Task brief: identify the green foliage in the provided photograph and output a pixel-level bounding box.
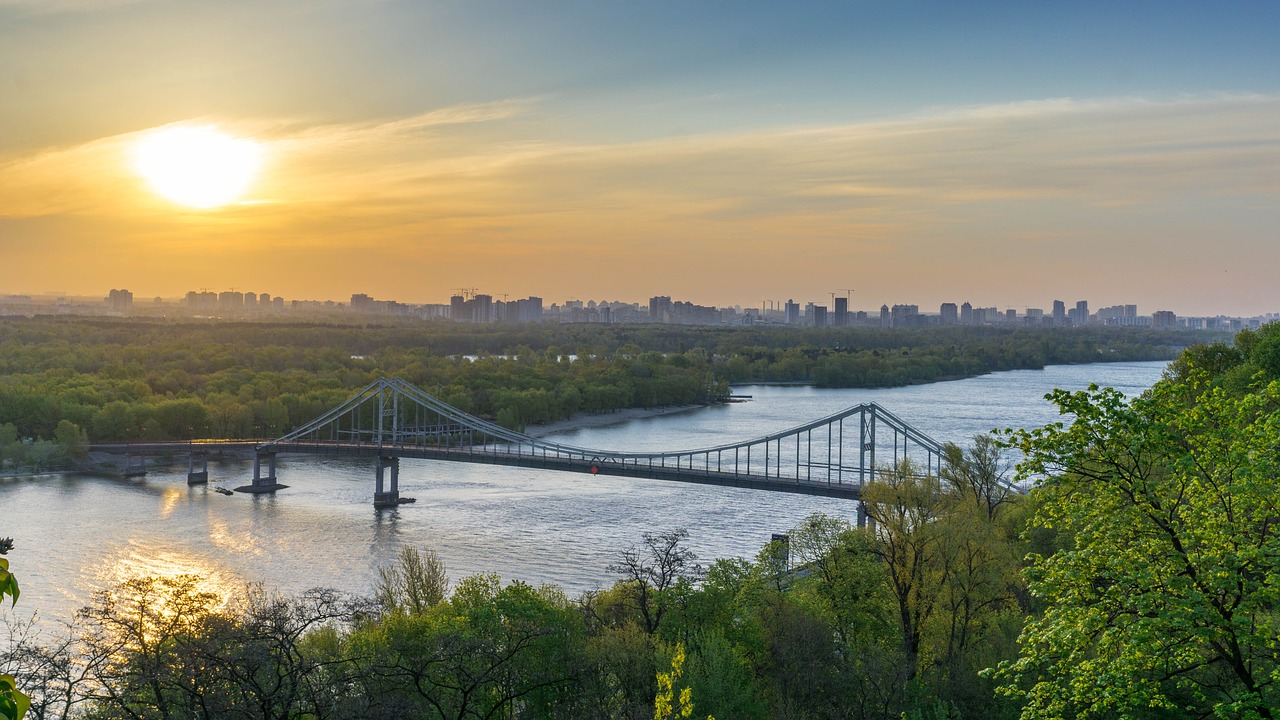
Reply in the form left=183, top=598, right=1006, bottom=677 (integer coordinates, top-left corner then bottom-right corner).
left=0, top=559, right=16, bottom=609
left=0, top=541, right=26, bottom=720
left=0, top=539, right=16, bottom=610
left=0, top=674, right=30, bottom=720
left=991, top=327, right=1280, bottom=718
left=655, top=642, right=713, bottom=720
left=375, top=545, right=448, bottom=615
left=0, top=317, right=1199, bottom=449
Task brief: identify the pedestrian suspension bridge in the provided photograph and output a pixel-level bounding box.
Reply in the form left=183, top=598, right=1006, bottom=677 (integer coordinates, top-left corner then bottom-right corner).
left=228, top=377, right=946, bottom=507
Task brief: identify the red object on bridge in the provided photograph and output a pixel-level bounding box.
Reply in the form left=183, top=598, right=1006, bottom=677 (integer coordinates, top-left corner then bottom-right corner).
left=590, top=465, right=599, bottom=474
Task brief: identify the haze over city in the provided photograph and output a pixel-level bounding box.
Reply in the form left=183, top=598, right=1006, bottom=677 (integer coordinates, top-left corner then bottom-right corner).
left=2, top=1, right=1277, bottom=316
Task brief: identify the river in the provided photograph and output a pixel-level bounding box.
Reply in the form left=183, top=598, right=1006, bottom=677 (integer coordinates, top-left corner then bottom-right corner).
left=1, top=360, right=1166, bottom=625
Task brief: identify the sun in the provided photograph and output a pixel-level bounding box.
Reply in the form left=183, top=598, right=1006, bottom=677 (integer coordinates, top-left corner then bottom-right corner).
left=133, top=126, right=262, bottom=209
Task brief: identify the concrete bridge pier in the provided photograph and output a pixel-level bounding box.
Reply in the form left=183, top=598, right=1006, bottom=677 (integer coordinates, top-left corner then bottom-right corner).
left=187, top=450, right=209, bottom=485
left=123, top=452, right=147, bottom=478
left=234, top=451, right=289, bottom=494
left=374, top=455, right=400, bottom=508
left=856, top=501, right=875, bottom=531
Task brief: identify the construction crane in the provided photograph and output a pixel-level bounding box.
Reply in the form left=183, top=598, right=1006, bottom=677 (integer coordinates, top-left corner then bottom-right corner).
left=453, top=287, right=479, bottom=300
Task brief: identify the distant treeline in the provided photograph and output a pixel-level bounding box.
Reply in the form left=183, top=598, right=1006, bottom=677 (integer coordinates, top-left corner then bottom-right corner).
left=0, top=316, right=1216, bottom=454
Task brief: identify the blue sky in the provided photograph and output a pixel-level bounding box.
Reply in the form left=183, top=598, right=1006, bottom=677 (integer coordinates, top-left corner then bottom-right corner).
left=1, top=0, right=1278, bottom=314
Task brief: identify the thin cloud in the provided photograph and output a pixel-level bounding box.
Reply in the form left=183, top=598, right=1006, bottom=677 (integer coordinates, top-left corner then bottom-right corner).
left=0, top=0, right=152, bottom=14
left=2, top=94, right=1276, bottom=250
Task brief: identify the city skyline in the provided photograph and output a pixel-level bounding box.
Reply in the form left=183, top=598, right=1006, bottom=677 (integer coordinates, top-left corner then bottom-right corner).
left=5, top=284, right=1273, bottom=331
left=2, top=2, right=1278, bottom=315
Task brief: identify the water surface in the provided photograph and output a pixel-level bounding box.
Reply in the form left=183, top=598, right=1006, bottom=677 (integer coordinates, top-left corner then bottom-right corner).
left=1, top=361, right=1166, bottom=624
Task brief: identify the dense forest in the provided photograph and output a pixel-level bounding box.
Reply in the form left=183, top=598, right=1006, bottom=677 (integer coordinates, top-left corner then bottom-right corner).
left=2, top=321, right=1278, bottom=719
left=0, top=316, right=1215, bottom=472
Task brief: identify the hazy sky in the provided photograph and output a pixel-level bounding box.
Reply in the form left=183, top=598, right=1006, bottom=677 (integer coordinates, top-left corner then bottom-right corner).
left=2, top=0, right=1278, bottom=315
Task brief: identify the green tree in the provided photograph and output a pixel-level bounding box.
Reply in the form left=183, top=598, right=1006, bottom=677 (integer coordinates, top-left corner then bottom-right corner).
left=362, top=573, right=585, bottom=719
left=991, top=376, right=1280, bottom=718
left=1, top=538, right=30, bottom=720
left=654, top=642, right=713, bottom=720
left=375, top=545, right=449, bottom=615
left=861, top=461, right=953, bottom=683
left=609, top=530, right=701, bottom=636
left=52, top=420, right=87, bottom=460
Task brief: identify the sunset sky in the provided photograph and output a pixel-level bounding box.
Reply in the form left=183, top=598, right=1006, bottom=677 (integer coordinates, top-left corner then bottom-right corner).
left=2, top=1, right=1277, bottom=315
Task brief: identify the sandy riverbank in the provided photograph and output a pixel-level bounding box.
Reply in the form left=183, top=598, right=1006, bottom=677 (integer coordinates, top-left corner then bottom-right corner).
left=524, top=403, right=712, bottom=438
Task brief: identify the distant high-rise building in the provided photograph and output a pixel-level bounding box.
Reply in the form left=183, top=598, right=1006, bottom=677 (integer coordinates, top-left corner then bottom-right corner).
left=784, top=299, right=800, bottom=325
left=812, top=305, right=828, bottom=327
left=473, top=294, right=493, bottom=323
left=960, top=302, right=973, bottom=325
left=1052, top=300, right=1067, bottom=325
left=879, top=304, right=890, bottom=327
left=834, top=297, right=849, bottom=327
left=940, top=302, right=958, bottom=325
left=185, top=291, right=217, bottom=311
left=106, top=288, right=133, bottom=313
left=218, top=291, right=243, bottom=312
left=1068, top=300, right=1089, bottom=326
left=649, top=295, right=673, bottom=323
left=1152, top=310, right=1177, bottom=328
left=511, top=296, right=543, bottom=323
left=350, top=293, right=374, bottom=313
left=890, top=304, right=919, bottom=328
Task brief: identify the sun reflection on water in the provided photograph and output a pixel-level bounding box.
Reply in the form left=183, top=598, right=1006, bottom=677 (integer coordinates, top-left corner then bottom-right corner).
left=97, top=541, right=238, bottom=611
left=207, top=517, right=265, bottom=557
left=157, top=485, right=184, bottom=519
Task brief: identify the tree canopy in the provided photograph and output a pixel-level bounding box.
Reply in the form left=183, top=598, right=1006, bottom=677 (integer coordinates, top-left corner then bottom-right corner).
left=993, top=321, right=1280, bottom=718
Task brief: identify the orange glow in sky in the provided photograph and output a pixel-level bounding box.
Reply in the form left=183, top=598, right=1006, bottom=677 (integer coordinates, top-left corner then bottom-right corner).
left=132, top=126, right=262, bottom=209
left=0, top=1, right=1277, bottom=316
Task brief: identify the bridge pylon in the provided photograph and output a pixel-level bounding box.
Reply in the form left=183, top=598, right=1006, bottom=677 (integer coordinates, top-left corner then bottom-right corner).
left=235, top=450, right=289, bottom=494
left=374, top=455, right=402, bottom=508
left=187, top=449, right=209, bottom=485
left=123, top=450, right=147, bottom=478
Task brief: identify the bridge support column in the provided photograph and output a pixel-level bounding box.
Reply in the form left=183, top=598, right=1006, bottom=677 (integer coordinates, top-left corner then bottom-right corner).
left=856, top=501, right=876, bottom=531
left=374, top=455, right=401, bottom=508
left=187, top=451, right=208, bottom=485
left=234, top=451, right=289, bottom=494
left=123, top=452, right=147, bottom=478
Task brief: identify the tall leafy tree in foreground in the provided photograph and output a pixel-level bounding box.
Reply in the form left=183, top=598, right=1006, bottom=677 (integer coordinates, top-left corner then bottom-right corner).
left=992, top=324, right=1280, bottom=719
left=0, top=537, right=29, bottom=720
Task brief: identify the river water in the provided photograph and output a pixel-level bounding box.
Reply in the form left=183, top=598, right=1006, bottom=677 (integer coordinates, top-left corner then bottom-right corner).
left=1, top=361, right=1166, bottom=625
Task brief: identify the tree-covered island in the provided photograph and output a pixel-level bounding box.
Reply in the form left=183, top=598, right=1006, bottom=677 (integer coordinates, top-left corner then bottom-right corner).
left=0, top=316, right=1215, bottom=472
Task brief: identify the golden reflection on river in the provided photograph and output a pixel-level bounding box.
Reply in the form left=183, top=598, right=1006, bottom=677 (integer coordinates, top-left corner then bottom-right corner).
left=156, top=485, right=184, bottom=519
left=95, top=540, right=236, bottom=611
left=207, top=517, right=265, bottom=557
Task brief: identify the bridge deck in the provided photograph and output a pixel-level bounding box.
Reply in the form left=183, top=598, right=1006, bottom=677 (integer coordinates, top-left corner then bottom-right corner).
left=88, top=440, right=866, bottom=500
left=271, top=441, right=866, bottom=500
left=87, top=378, right=945, bottom=504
